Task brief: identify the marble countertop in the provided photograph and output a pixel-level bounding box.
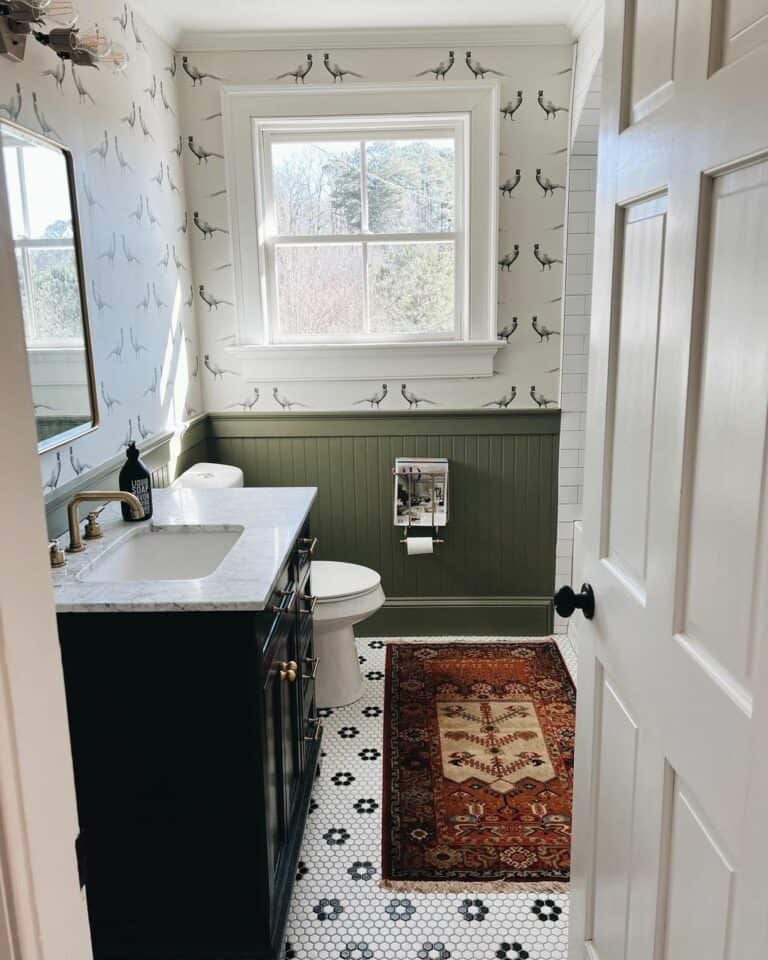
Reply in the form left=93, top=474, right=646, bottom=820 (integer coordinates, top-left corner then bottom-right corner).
left=52, top=487, right=317, bottom=613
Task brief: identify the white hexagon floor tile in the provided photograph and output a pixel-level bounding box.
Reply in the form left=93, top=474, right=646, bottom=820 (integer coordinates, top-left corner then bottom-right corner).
left=285, top=636, right=575, bottom=960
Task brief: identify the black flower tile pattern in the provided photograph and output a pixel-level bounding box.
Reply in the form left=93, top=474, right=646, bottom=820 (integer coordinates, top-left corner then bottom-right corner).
left=457, top=898, right=489, bottom=922
left=385, top=898, right=416, bottom=921
left=496, top=943, right=531, bottom=959
left=338, top=726, right=360, bottom=739
left=417, top=944, right=451, bottom=960
left=312, top=898, right=344, bottom=921
left=284, top=636, right=576, bottom=960
left=331, top=771, right=356, bottom=786
left=531, top=899, right=564, bottom=922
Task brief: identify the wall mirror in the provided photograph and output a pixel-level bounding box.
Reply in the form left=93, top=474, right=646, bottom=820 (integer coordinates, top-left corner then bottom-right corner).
left=0, top=119, right=98, bottom=454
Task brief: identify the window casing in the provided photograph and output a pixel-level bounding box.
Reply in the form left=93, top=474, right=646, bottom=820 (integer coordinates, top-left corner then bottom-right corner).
left=257, top=117, right=466, bottom=345
left=223, top=82, right=501, bottom=381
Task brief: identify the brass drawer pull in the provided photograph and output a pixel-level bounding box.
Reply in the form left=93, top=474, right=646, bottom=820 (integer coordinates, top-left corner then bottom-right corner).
left=297, top=537, right=318, bottom=557
left=302, top=656, right=320, bottom=680
left=270, top=588, right=295, bottom=615
left=301, top=593, right=318, bottom=614
left=279, top=660, right=298, bottom=682
left=304, top=717, right=322, bottom=742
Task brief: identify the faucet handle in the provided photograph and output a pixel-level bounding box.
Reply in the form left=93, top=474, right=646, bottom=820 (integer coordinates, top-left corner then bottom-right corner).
left=49, top=540, right=66, bottom=568
left=84, top=511, right=103, bottom=540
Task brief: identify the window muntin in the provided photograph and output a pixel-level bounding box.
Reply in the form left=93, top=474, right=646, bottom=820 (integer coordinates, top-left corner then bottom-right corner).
left=259, top=120, right=463, bottom=344
left=3, top=143, right=80, bottom=345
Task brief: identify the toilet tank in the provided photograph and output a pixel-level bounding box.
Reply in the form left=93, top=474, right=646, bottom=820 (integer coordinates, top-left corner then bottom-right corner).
left=173, top=462, right=244, bottom=489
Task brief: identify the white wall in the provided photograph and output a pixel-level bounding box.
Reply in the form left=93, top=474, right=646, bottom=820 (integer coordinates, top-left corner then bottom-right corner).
left=570, top=0, right=604, bottom=142
left=178, top=37, right=572, bottom=412
left=0, top=1, right=202, bottom=497
left=554, top=60, right=601, bottom=632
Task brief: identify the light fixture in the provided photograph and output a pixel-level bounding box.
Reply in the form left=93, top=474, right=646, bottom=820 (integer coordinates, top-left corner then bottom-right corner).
left=34, top=20, right=128, bottom=70
left=74, top=24, right=129, bottom=72
left=0, top=2, right=127, bottom=71
left=0, top=0, right=78, bottom=60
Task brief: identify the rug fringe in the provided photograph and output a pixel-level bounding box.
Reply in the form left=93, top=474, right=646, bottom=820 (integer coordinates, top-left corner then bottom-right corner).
left=382, top=636, right=559, bottom=646
left=380, top=879, right=569, bottom=894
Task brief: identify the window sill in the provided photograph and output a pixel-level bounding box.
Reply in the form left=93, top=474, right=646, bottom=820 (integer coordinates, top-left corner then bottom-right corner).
left=225, top=340, right=504, bottom=382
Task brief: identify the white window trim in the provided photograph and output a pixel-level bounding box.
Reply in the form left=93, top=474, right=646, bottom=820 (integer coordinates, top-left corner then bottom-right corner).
left=260, top=115, right=465, bottom=345
left=221, top=81, right=503, bottom=381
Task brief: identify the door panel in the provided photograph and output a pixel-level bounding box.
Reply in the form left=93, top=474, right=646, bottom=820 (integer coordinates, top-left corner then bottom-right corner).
left=663, top=785, right=734, bottom=960
left=682, top=161, right=768, bottom=693
left=629, top=0, right=678, bottom=121
left=591, top=679, right=638, bottom=960
left=713, top=0, right=768, bottom=68
left=569, top=0, right=768, bottom=957
left=606, top=196, right=667, bottom=596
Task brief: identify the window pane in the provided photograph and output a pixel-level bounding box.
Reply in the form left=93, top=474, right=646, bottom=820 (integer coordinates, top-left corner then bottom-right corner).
left=275, top=244, right=364, bottom=338
left=366, top=139, right=455, bottom=234
left=368, top=242, right=455, bottom=336
left=24, top=246, right=81, bottom=340
left=271, top=141, right=361, bottom=236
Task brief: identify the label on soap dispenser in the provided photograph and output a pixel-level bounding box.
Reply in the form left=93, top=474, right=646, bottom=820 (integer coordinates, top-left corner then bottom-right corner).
left=130, top=477, right=152, bottom=517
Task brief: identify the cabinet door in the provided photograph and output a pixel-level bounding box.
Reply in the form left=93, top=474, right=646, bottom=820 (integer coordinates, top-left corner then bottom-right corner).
left=263, top=592, right=295, bottom=878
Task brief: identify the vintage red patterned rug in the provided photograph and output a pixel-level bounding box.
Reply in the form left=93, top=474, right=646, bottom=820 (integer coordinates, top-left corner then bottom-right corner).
left=382, top=641, right=575, bottom=891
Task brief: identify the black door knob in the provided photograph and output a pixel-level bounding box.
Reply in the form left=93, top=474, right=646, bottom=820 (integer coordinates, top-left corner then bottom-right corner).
left=554, top=583, right=595, bottom=620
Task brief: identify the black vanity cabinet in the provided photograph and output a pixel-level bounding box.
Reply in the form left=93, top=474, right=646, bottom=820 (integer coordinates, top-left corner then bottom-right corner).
left=57, top=529, right=321, bottom=960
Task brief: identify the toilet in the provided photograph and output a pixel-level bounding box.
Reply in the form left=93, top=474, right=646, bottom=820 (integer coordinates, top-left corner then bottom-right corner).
left=173, top=462, right=244, bottom=489
left=311, top=561, right=385, bottom=708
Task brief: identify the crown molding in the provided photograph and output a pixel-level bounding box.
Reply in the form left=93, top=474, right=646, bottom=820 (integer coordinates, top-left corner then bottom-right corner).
left=177, top=24, right=574, bottom=53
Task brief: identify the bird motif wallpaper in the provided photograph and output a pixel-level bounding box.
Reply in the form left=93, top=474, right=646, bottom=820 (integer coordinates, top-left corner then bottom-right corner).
left=0, top=1, right=200, bottom=495
left=177, top=41, right=572, bottom=412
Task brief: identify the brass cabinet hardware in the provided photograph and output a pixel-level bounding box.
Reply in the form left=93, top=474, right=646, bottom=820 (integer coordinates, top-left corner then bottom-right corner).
left=304, top=717, right=322, bottom=742
left=297, top=536, right=318, bottom=557
left=270, top=588, right=296, bottom=614
left=279, top=660, right=298, bottom=682
left=49, top=540, right=66, bottom=568
left=300, top=593, right=318, bottom=614
left=302, top=656, right=320, bottom=680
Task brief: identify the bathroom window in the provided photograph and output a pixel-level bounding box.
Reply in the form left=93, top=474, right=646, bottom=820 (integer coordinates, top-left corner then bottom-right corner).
left=224, top=83, right=501, bottom=379
left=261, top=122, right=462, bottom=343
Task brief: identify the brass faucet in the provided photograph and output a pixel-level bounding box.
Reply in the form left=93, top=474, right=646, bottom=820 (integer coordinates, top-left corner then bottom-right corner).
left=66, top=491, right=144, bottom=553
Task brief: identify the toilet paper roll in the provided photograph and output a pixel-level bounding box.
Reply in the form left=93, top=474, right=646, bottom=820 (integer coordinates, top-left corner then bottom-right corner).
left=406, top=536, right=434, bottom=556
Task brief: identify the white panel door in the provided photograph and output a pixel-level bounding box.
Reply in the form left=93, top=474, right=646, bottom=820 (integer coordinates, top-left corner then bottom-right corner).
left=568, top=2, right=768, bottom=959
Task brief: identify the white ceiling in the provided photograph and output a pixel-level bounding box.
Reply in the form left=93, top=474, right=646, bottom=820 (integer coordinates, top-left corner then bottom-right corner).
left=133, top=0, right=590, bottom=48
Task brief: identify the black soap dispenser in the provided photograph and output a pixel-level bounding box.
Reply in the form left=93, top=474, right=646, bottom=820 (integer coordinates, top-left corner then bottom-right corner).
left=119, top=442, right=153, bottom=521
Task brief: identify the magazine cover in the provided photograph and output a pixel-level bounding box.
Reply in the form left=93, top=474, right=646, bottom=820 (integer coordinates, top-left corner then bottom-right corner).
left=394, top=457, right=448, bottom=527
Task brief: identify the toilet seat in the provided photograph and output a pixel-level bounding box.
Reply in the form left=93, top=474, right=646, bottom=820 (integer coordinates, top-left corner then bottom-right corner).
left=311, top=561, right=381, bottom=602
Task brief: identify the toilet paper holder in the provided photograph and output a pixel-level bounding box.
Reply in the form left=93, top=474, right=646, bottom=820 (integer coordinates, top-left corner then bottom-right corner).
left=393, top=458, right=448, bottom=548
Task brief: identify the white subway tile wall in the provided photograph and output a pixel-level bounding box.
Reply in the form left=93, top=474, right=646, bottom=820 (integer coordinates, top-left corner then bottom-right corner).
left=555, top=61, right=601, bottom=633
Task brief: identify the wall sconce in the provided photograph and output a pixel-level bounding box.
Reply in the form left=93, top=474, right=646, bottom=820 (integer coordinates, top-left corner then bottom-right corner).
left=0, top=2, right=128, bottom=71
left=35, top=22, right=129, bottom=71
left=0, top=0, right=78, bottom=60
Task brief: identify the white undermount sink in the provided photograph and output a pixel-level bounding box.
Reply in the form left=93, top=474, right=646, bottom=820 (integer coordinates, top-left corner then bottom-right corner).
left=78, top=525, right=243, bottom=583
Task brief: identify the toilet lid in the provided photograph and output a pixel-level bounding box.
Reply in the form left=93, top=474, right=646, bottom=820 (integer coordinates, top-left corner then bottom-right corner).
left=311, top=561, right=381, bottom=601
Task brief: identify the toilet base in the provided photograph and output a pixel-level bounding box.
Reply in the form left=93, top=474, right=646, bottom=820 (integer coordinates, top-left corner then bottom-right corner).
left=314, top=621, right=364, bottom=708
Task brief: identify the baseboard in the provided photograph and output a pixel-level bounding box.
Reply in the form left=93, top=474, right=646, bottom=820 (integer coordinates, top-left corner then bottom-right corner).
left=357, top=597, right=554, bottom=637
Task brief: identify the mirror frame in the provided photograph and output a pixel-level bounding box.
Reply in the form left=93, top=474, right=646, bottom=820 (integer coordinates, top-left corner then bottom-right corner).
left=0, top=117, right=100, bottom=455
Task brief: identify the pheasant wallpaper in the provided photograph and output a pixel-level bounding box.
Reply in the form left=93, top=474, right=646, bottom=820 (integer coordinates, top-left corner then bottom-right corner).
left=0, top=2, right=201, bottom=495
left=177, top=41, right=572, bottom=413
left=1, top=11, right=572, bottom=497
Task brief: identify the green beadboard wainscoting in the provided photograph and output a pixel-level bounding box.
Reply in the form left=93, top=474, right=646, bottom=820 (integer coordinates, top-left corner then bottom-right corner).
left=208, top=410, right=560, bottom=636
